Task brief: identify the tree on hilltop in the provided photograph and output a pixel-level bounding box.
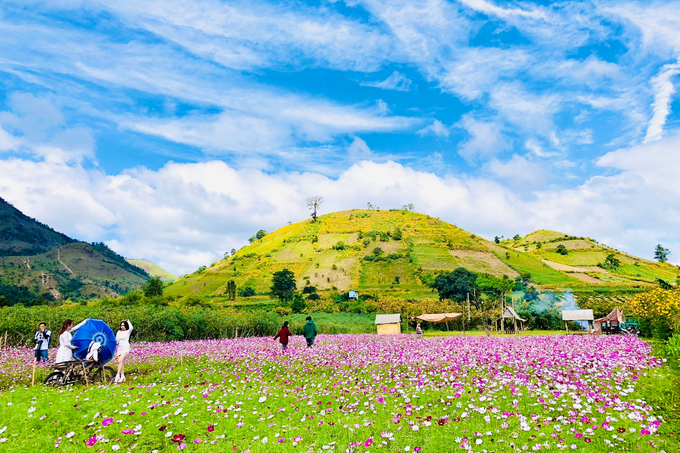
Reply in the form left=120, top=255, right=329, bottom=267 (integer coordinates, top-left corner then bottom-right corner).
left=307, top=196, right=323, bottom=221
left=271, top=269, right=297, bottom=302
left=654, top=244, right=670, bottom=263
left=431, top=268, right=478, bottom=304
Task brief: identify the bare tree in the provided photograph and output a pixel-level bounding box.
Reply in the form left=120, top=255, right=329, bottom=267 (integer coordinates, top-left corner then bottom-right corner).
left=307, top=196, right=323, bottom=221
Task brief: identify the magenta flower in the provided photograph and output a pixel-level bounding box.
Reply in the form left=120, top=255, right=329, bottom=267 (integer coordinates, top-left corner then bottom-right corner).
left=364, top=437, right=373, bottom=447
left=193, top=439, right=202, bottom=443
left=207, top=425, right=215, bottom=433
left=102, top=418, right=113, bottom=427
left=86, top=436, right=97, bottom=447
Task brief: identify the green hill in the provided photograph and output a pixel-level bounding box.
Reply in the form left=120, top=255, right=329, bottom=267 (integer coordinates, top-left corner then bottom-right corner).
left=0, top=197, right=75, bottom=256
left=165, top=210, right=680, bottom=300
left=0, top=197, right=150, bottom=304
left=127, top=259, right=177, bottom=282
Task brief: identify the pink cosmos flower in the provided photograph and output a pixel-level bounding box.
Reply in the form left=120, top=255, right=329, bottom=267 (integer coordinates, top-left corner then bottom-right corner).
left=177, top=444, right=186, bottom=451
left=207, top=425, right=215, bottom=433
left=86, top=436, right=97, bottom=447
left=102, top=418, right=113, bottom=427
left=194, top=439, right=202, bottom=443
left=364, top=437, right=373, bottom=447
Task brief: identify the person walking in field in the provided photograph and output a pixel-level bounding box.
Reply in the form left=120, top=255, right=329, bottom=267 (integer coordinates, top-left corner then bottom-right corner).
left=114, top=319, right=133, bottom=383
left=303, top=316, right=318, bottom=347
left=274, top=321, right=292, bottom=350
left=33, top=322, right=52, bottom=363
left=415, top=323, right=423, bottom=337
left=55, top=319, right=78, bottom=363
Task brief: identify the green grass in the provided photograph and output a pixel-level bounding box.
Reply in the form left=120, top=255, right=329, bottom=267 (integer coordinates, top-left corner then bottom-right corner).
left=493, top=249, right=580, bottom=285
left=409, top=246, right=460, bottom=269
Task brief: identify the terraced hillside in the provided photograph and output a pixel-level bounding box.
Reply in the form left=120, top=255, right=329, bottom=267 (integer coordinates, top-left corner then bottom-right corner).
left=166, top=210, right=680, bottom=299
left=504, top=230, right=680, bottom=287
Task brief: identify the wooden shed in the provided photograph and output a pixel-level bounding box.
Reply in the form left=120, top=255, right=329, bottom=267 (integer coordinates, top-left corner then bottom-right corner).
left=375, top=314, right=401, bottom=335
left=497, top=306, right=526, bottom=333
left=562, top=309, right=594, bottom=334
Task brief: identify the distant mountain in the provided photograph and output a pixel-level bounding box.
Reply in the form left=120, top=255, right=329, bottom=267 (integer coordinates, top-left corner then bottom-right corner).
left=164, top=209, right=680, bottom=300
left=0, top=197, right=75, bottom=256
left=127, top=259, right=177, bottom=282
left=0, top=197, right=149, bottom=305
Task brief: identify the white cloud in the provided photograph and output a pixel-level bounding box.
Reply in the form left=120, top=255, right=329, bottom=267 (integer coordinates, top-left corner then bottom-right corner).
left=361, top=71, right=413, bottom=91
left=417, top=119, right=449, bottom=138
left=644, top=61, right=680, bottom=143
left=483, top=154, right=547, bottom=185
left=457, top=116, right=509, bottom=162
left=347, top=137, right=373, bottom=162
left=457, top=0, right=547, bottom=20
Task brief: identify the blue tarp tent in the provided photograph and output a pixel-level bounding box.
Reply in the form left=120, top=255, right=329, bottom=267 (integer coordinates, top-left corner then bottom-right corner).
left=71, top=319, right=117, bottom=364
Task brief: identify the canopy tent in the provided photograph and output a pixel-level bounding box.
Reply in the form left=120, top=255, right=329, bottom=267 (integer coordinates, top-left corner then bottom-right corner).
left=593, top=307, right=624, bottom=334
left=497, top=306, right=526, bottom=333
left=71, top=319, right=117, bottom=364
left=561, top=309, right=594, bottom=334
left=375, top=314, right=401, bottom=335
left=415, top=313, right=462, bottom=323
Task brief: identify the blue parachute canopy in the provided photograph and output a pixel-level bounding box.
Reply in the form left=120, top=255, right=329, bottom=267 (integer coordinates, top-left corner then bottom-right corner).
left=72, top=319, right=117, bottom=364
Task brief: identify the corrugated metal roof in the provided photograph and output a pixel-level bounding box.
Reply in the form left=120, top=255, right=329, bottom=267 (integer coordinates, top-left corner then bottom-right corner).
left=375, top=314, right=401, bottom=325
left=561, top=309, right=594, bottom=321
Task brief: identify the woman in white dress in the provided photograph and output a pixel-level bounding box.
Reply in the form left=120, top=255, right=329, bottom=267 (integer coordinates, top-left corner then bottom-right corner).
left=55, top=319, right=78, bottom=363
left=114, top=319, right=133, bottom=383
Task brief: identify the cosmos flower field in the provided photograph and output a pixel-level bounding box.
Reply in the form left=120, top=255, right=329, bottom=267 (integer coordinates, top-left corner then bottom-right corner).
left=0, top=334, right=675, bottom=452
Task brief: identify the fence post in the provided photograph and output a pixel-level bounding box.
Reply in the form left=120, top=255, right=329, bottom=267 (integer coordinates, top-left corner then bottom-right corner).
left=235, top=327, right=239, bottom=339
left=32, top=360, right=37, bottom=386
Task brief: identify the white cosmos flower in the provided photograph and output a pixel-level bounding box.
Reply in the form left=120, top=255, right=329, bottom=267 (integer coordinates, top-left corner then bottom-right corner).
left=65, top=432, right=75, bottom=439
left=174, top=408, right=182, bottom=415
left=261, top=437, right=268, bottom=444
left=258, top=396, right=267, bottom=403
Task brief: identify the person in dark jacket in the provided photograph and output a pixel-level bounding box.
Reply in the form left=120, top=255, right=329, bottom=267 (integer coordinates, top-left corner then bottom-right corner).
left=302, top=316, right=318, bottom=347
left=274, top=321, right=292, bottom=350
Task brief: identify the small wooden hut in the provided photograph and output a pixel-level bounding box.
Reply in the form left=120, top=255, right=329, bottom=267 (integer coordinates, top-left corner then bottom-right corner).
left=375, top=314, right=401, bottom=334
left=497, top=306, right=526, bottom=333
left=561, top=309, right=594, bottom=334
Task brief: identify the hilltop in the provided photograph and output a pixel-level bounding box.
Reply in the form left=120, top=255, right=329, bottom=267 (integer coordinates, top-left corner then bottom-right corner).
left=0, top=197, right=150, bottom=304
left=165, top=210, right=680, bottom=300
left=127, top=259, right=177, bottom=282
left=0, top=197, right=75, bottom=256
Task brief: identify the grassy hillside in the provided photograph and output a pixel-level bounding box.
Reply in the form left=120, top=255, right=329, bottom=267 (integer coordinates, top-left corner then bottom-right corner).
left=504, top=230, right=680, bottom=287
left=166, top=210, right=676, bottom=300
left=0, top=197, right=75, bottom=256
left=127, top=259, right=177, bottom=282
left=0, top=243, right=150, bottom=302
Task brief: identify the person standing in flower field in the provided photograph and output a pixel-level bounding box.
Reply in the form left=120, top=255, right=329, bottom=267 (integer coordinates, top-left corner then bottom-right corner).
left=274, top=321, right=292, bottom=350
left=55, top=319, right=78, bottom=363
left=114, top=319, right=133, bottom=383
left=415, top=323, right=423, bottom=337
left=303, top=316, right=318, bottom=347
left=33, top=322, right=51, bottom=362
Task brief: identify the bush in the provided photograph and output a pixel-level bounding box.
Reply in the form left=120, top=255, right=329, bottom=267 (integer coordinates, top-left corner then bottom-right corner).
left=237, top=286, right=256, bottom=297
left=290, top=294, right=307, bottom=314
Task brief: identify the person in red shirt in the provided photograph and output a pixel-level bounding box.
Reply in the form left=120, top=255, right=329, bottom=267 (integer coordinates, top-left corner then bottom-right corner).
left=274, top=321, right=292, bottom=350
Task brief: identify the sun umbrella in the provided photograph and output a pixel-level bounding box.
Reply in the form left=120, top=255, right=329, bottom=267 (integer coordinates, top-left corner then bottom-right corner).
left=71, top=319, right=117, bottom=364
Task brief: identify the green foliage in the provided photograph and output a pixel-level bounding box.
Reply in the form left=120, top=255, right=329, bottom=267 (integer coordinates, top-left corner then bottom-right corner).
left=392, top=227, right=403, bottom=241
left=655, top=244, right=670, bottom=263
left=143, top=276, right=164, bottom=298
left=196, top=265, right=207, bottom=273
left=494, top=236, right=500, bottom=244
left=663, top=334, right=680, bottom=359
left=289, top=293, right=307, bottom=313
left=513, top=234, right=521, bottom=241
left=270, top=269, right=296, bottom=302
left=599, top=254, right=621, bottom=271
left=0, top=304, right=282, bottom=345
left=556, top=244, right=568, bottom=255
left=372, top=247, right=384, bottom=257
left=657, top=279, right=673, bottom=290
left=237, top=286, right=256, bottom=297
left=302, top=285, right=317, bottom=294
left=256, top=229, right=267, bottom=240
left=431, top=268, right=478, bottom=303
left=332, top=241, right=347, bottom=250
left=226, top=280, right=237, bottom=299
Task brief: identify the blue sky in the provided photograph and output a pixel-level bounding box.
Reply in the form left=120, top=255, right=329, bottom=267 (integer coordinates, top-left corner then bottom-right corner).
left=0, top=0, right=679, bottom=274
